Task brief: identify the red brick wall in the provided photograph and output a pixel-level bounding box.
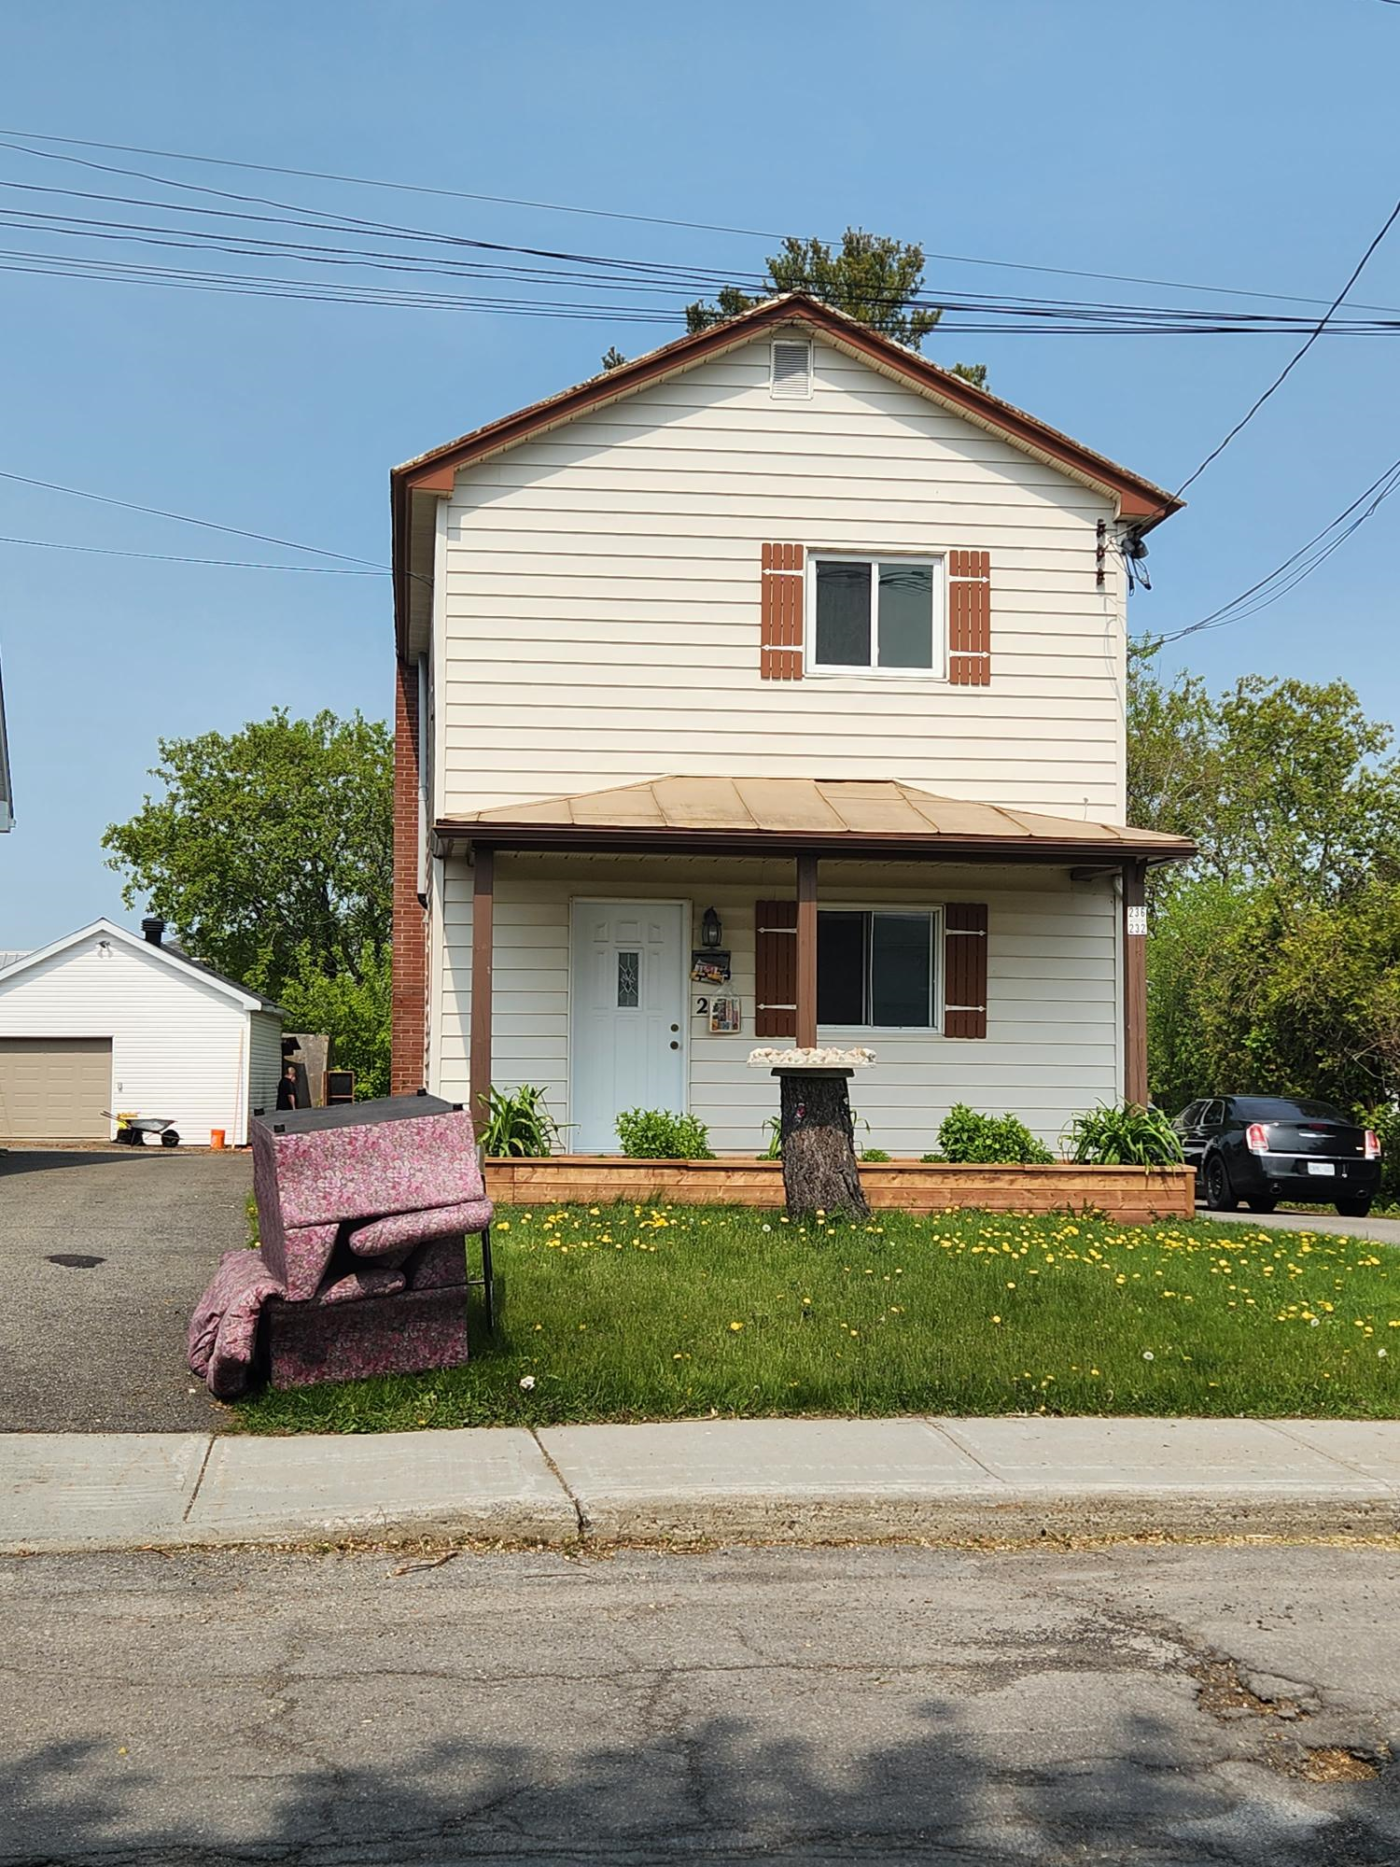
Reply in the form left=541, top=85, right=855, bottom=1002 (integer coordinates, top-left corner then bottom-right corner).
left=391, top=656, right=428, bottom=1093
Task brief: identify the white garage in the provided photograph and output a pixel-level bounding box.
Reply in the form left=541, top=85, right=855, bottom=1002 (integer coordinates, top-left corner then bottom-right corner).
left=0, top=918, right=283, bottom=1147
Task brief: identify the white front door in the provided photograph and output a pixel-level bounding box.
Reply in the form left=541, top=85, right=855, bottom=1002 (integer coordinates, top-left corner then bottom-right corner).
left=569, top=900, right=687, bottom=1152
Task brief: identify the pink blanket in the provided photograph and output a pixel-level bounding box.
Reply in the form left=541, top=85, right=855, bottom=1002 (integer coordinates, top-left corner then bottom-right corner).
left=188, top=1251, right=285, bottom=1400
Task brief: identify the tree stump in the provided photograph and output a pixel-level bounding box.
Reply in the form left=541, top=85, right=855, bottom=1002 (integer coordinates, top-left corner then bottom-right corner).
left=776, top=1068, right=869, bottom=1222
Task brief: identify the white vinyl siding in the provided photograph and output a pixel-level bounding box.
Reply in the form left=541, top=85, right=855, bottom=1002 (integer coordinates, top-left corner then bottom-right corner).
left=0, top=934, right=279, bottom=1146
left=434, top=853, right=1120, bottom=1157
left=248, top=1010, right=284, bottom=1125
left=436, top=331, right=1126, bottom=823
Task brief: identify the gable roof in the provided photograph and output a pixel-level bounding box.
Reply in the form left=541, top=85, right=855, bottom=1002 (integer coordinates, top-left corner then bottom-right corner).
left=0, top=647, right=12, bottom=833
left=392, top=292, right=1182, bottom=651
left=439, top=775, right=1194, bottom=866
left=0, top=918, right=283, bottom=1013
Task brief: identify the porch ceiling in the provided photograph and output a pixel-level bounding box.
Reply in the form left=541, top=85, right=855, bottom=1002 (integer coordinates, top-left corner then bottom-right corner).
left=436, top=777, right=1194, bottom=865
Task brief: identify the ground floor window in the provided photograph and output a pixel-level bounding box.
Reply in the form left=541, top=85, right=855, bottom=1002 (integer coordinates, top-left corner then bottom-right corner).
left=816, top=909, right=938, bottom=1029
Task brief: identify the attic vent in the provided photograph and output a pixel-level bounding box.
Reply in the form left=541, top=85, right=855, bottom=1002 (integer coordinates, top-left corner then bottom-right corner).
left=770, top=339, right=813, bottom=400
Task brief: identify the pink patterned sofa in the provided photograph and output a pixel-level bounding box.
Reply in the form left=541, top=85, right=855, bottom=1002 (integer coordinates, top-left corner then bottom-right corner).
left=189, top=1093, right=492, bottom=1397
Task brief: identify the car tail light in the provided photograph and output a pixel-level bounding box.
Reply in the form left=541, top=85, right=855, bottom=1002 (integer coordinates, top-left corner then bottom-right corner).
left=1245, top=1123, right=1270, bottom=1154
left=1365, top=1129, right=1382, bottom=1160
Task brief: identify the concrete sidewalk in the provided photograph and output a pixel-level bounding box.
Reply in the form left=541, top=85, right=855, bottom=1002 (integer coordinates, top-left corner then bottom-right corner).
left=6, top=1414, right=1400, bottom=1552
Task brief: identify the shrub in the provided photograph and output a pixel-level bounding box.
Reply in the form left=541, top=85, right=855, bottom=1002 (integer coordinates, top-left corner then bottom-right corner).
left=933, top=1103, right=1055, bottom=1165
left=1363, top=1105, right=1400, bottom=1208
left=482, top=1084, right=563, bottom=1158
left=861, top=1147, right=891, bottom=1162
left=1062, top=1101, right=1183, bottom=1166
left=616, top=1108, right=715, bottom=1159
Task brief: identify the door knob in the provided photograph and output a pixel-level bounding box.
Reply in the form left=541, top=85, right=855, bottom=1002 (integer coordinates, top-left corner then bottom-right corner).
left=670, top=1024, right=679, bottom=1033
left=669, top=1040, right=679, bottom=1050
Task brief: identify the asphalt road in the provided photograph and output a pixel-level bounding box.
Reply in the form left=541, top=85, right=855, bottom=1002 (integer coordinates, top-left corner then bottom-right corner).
left=0, top=1148, right=249, bottom=1431
left=3, top=1541, right=1399, bottom=1866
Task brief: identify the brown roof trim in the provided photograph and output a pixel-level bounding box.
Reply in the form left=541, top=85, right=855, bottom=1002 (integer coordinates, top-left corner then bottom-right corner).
left=433, top=819, right=1195, bottom=866
left=393, top=293, right=1182, bottom=648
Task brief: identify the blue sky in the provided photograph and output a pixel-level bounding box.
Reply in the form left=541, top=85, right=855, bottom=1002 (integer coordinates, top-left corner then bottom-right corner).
left=3, top=0, right=1398, bottom=947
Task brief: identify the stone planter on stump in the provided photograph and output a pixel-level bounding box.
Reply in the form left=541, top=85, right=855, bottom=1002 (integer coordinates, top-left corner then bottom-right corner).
left=749, top=1047, right=877, bottom=1221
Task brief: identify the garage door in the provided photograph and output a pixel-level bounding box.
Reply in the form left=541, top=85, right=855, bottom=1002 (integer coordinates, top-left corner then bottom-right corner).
left=0, top=1038, right=112, bottom=1142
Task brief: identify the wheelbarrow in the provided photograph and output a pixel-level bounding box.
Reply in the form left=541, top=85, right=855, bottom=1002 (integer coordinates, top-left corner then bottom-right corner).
left=104, top=1111, right=181, bottom=1148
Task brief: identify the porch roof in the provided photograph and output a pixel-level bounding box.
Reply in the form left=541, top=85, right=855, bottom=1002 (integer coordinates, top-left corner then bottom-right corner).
left=436, top=777, right=1194, bottom=865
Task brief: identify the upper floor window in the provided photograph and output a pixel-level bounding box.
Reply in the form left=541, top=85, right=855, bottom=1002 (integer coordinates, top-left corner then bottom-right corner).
left=808, top=554, right=943, bottom=676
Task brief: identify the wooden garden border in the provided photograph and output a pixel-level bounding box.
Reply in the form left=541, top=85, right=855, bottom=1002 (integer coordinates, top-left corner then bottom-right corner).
left=486, top=1156, right=1195, bottom=1223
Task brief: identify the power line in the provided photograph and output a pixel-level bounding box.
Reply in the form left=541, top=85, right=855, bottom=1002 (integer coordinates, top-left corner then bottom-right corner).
left=1174, top=191, right=1400, bottom=497
left=0, top=468, right=382, bottom=566
left=0, top=534, right=384, bottom=572
left=0, top=127, right=790, bottom=241
left=1156, top=454, right=1400, bottom=643
left=9, top=124, right=1400, bottom=324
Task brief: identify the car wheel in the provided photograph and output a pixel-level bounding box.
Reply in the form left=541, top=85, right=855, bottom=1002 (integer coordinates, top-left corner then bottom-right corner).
left=1336, top=1199, right=1372, bottom=1219
left=1204, top=1154, right=1238, bottom=1211
left=1247, top=1196, right=1278, bottom=1214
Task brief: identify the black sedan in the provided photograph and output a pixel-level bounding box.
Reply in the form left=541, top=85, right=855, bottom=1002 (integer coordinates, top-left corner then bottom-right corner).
left=1173, top=1095, right=1382, bottom=1217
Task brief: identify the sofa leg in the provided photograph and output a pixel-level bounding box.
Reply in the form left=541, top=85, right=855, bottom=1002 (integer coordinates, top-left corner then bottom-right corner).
left=479, top=1225, right=495, bottom=1333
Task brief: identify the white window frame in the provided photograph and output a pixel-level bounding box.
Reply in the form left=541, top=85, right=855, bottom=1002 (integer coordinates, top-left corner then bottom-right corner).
left=814, top=904, right=944, bottom=1034
left=805, top=551, right=947, bottom=679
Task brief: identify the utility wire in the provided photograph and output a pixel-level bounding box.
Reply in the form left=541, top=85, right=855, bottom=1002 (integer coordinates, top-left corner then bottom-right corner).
left=1174, top=192, right=1400, bottom=496
left=0, top=534, right=384, bottom=572
left=1156, top=455, right=1400, bottom=643
left=0, top=468, right=382, bottom=567
left=8, top=125, right=1400, bottom=322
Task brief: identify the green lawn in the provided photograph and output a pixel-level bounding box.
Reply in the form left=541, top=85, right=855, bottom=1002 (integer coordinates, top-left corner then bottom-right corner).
left=235, top=1204, right=1400, bottom=1433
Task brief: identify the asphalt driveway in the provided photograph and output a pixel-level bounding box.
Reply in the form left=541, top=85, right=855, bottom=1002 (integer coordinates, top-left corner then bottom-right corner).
left=0, top=1148, right=250, bottom=1432
left=1202, top=1204, right=1400, bottom=1245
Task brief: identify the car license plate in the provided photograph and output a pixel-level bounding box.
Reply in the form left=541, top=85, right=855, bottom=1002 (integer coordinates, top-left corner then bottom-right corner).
left=1306, top=1162, right=1336, bottom=1177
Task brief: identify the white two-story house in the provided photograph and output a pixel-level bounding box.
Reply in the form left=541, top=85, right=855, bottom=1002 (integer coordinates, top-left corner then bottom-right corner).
left=390, top=294, right=1190, bottom=1155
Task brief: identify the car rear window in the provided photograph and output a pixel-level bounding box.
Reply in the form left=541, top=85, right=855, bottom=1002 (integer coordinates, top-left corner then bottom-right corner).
left=1232, top=1097, right=1350, bottom=1123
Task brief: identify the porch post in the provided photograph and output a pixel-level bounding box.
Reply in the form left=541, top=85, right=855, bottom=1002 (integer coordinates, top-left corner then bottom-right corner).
left=796, top=852, right=818, bottom=1049
left=470, top=844, right=495, bottom=1140
left=1122, top=858, right=1149, bottom=1107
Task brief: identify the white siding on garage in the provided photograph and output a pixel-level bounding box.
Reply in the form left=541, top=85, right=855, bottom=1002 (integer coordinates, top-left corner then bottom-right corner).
left=0, top=933, right=254, bottom=1146
left=437, top=332, right=1127, bottom=826
left=248, top=1009, right=285, bottom=1128
left=432, top=853, right=1121, bottom=1157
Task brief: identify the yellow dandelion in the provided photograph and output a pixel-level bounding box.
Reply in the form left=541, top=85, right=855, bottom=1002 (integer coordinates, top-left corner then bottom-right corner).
left=729, top=1321, right=744, bottom=1332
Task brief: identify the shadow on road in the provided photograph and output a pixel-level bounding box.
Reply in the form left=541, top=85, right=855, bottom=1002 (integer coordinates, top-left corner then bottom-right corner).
left=5, top=1705, right=1396, bottom=1865
left=0, top=1149, right=162, bottom=1177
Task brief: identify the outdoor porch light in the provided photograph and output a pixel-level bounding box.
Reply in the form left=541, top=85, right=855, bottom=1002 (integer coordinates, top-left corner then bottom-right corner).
left=700, top=906, right=723, bottom=949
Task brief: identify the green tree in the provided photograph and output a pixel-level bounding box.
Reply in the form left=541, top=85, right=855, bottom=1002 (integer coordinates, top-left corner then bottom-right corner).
left=103, top=709, right=392, bottom=998
left=1128, top=657, right=1400, bottom=900
left=1132, top=656, right=1400, bottom=1128
left=664, top=227, right=985, bottom=382
left=278, top=942, right=393, bottom=1100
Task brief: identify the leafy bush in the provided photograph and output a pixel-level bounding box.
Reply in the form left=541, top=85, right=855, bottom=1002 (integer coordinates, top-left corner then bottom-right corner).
left=933, top=1104, right=1055, bottom=1165
left=1364, top=1105, right=1400, bottom=1209
left=861, top=1147, right=891, bottom=1162
left=481, top=1084, right=563, bottom=1158
left=1062, top=1101, right=1183, bottom=1166
left=616, top=1108, right=715, bottom=1160
left=277, top=942, right=391, bottom=1100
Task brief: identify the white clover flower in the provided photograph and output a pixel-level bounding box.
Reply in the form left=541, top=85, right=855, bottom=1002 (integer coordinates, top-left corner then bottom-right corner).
left=1142, top=1350, right=1154, bottom=1362
left=1380, top=1349, right=1388, bottom=1360
left=519, top=1375, right=536, bottom=1391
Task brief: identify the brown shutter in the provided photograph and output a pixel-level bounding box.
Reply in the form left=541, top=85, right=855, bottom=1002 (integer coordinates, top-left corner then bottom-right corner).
left=948, top=550, right=991, bottom=686
left=761, top=543, right=805, bottom=680
left=944, top=903, right=988, bottom=1038
left=754, top=899, right=798, bottom=1037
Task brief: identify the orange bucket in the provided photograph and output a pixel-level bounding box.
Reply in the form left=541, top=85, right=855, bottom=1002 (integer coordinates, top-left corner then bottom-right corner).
left=210, top=1129, right=226, bottom=1151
